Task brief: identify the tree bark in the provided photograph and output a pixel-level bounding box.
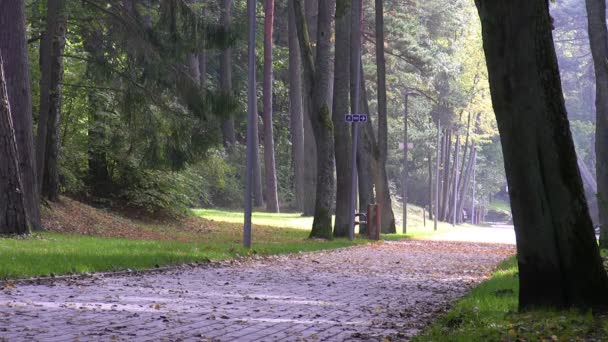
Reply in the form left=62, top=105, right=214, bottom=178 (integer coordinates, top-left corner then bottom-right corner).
left=219, top=0, right=236, bottom=147
left=332, top=0, right=352, bottom=237
left=252, top=112, right=264, bottom=207
left=294, top=0, right=335, bottom=239
left=302, top=96, right=317, bottom=215
left=262, top=0, right=280, bottom=213
left=37, top=0, right=67, bottom=202
left=0, top=0, right=41, bottom=230
left=449, top=135, right=460, bottom=225
left=0, top=54, right=30, bottom=235
left=457, top=146, right=476, bottom=223
left=288, top=0, right=305, bottom=212
left=372, top=0, right=395, bottom=233
left=358, top=71, right=376, bottom=235
left=585, top=0, right=608, bottom=248
left=440, top=129, right=452, bottom=220
left=476, top=0, right=608, bottom=310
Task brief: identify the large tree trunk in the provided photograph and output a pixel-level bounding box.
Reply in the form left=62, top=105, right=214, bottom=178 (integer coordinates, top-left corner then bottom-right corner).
left=331, top=0, right=352, bottom=237
left=288, top=0, right=305, bottom=212
left=373, top=0, right=395, bottom=233
left=476, top=0, right=608, bottom=310
left=585, top=0, right=608, bottom=249
left=302, top=96, right=317, bottom=215
left=0, top=55, right=30, bottom=235
left=358, top=72, right=376, bottom=235
left=457, top=146, right=476, bottom=223
left=219, top=0, right=236, bottom=147
left=294, top=0, right=335, bottom=239
left=262, top=0, right=280, bottom=213
left=37, top=0, right=67, bottom=202
left=302, top=0, right=318, bottom=217
left=0, top=0, right=42, bottom=231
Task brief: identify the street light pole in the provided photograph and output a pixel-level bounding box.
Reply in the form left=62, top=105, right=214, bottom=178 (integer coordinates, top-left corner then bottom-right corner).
left=403, top=93, right=409, bottom=234
left=243, top=0, right=256, bottom=248
left=348, top=0, right=363, bottom=241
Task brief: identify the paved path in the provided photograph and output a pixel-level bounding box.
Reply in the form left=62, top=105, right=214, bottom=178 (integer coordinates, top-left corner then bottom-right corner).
left=0, top=240, right=514, bottom=342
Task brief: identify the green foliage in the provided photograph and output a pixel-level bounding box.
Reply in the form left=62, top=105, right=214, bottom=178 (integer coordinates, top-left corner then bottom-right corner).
left=415, top=257, right=608, bottom=341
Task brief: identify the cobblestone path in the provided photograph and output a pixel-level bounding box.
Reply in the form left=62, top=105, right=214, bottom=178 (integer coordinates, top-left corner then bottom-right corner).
left=0, top=240, right=514, bottom=342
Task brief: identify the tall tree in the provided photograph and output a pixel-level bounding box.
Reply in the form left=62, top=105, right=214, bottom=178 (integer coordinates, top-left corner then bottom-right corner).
left=476, top=0, right=608, bottom=310
left=585, top=0, right=608, bottom=248
left=0, top=0, right=41, bottom=230
left=294, top=0, right=335, bottom=239
left=219, top=0, right=236, bottom=147
left=332, top=0, right=353, bottom=237
left=0, top=54, right=30, bottom=235
left=373, top=0, right=396, bottom=233
left=288, top=0, right=305, bottom=211
left=262, top=0, right=280, bottom=212
left=83, top=29, right=111, bottom=198
left=302, top=0, right=319, bottom=216
left=37, top=0, right=67, bottom=202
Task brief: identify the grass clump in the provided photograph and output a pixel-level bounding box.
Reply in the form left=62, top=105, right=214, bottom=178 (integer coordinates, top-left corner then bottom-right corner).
left=414, top=257, right=608, bottom=341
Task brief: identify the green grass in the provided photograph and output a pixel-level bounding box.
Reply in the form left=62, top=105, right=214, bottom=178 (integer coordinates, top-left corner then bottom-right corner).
left=414, top=257, right=608, bottom=341
left=0, top=206, right=372, bottom=280
left=0, top=204, right=473, bottom=280
left=194, top=209, right=319, bottom=230
left=197, top=204, right=462, bottom=239
left=0, top=230, right=367, bottom=280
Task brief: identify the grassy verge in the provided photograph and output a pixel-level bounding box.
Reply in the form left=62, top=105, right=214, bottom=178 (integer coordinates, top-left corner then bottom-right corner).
left=0, top=232, right=365, bottom=280
left=0, top=198, right=368, bottom=280
left=414, top=257, right=608, bottom=341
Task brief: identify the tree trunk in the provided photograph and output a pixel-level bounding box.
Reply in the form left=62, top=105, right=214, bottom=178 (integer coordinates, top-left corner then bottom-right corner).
left=440, top=129, right=452, bottom=220
left=372, top=0, right=395, bottom=233
left=262, top=0, right=280, bottom=213
left=252, top=113, right=264, bottom=207
left=428, top=150, right=433, bottom=220
left=37, top=0, right=67, bottom=202
left=288, top=0, right=305, bottom=212
left=220, top=0, right=236, bottom=147
left=294, top=0, right=335, bottom=239
left=457, top=146, right=476, bottom=223
left=302, top=96, right=317, bottom=215
left=0, top=54, right=30, bottom=235
left=457, top=112, right=473, bottom=199
left=476, top=0, right=608, bottom=310
left=0, top=1, right=41, bottom=231
left=585, top=0, right=608, bottom=249
left=358, top=72, right=376, bottom=235
left=331, top=0, right=352, bottom=237
left=450, top=135, right=460, bottom=224
left=83, top=29, right=112, bottom=198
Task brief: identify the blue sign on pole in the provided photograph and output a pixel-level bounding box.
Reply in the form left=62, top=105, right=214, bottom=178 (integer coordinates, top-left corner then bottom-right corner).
left=345, top=114, right=368, bottom=122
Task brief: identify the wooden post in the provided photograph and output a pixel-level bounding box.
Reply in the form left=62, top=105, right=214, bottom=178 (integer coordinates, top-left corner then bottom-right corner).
left=423, top=207, right=426, bottom=227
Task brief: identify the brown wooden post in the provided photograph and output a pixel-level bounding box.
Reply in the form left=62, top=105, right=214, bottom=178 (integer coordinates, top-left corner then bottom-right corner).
left=375, top=204, right=381, bottom=240
left=423, top=207, right=426, bottom=227
left=367, top=204, right=372, bottom=239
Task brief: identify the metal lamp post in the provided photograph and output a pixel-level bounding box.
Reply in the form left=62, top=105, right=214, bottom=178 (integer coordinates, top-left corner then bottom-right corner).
left=243, top=0, right=256, bottom=248
left=348, top=0, right=363, bottom=241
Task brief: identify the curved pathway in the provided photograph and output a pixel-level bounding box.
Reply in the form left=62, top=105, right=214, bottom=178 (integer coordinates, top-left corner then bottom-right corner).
left=0, top=240, right=514, bottom=341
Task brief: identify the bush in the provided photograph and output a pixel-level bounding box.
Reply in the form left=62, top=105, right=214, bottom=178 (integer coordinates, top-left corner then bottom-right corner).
left=120, top=168, right=202, bottom=217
